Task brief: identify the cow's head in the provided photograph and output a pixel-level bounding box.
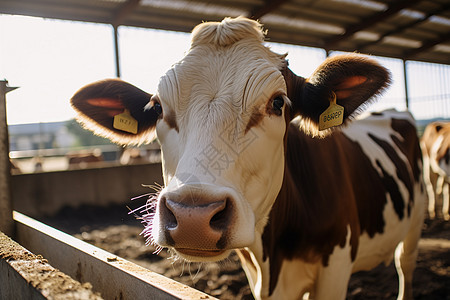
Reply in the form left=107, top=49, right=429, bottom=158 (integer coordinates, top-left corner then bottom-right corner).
left=71, top=17, right=390, bottom=261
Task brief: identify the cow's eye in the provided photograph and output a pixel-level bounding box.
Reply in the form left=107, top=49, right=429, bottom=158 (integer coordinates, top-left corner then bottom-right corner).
left=154, top=102, right=162, bottom=115
left=150, top=100, right=163, bottom=116
left=272, top=96, right=284, bottom=116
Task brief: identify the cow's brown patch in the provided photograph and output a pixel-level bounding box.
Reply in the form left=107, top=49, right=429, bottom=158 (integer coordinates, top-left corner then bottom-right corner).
left=391, top=118, right=422, bottom=182
left=369, top=133, right=411, bottom=217
left=434, top=126, right=450, bottom=162
left=245, top=107, right=264, bottom=134
left=262, top=128, right=368, bottom=295
left=164, top=110, right=179, bottom=132
left=261, top=117, right=420, bottom=295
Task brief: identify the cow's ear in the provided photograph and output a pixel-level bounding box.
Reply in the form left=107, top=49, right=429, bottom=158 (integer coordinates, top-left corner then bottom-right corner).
left=284, top=54, right=391, bottom=136
left=70, top=79, right=159, bottom=145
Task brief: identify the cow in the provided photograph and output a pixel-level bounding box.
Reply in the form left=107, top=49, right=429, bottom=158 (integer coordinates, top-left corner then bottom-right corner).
left=119, top=146, right=161, bottom=165
left=67, top=148, right=103, bottom=169
left=70, top=17, right=425, bottom=300
left=421, top=121, right=450, bottom=220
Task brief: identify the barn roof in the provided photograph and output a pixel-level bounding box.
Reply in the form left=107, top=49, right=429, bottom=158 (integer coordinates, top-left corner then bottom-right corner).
left=1, top=0, right=450, bottom=65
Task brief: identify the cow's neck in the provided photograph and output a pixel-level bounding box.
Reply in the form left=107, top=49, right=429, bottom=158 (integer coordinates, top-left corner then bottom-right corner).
left=257, top=123, right=359, bottom=295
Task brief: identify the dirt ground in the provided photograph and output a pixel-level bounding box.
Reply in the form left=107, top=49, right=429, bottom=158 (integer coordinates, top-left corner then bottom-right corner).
left=40, top=204, right=450, bottom=300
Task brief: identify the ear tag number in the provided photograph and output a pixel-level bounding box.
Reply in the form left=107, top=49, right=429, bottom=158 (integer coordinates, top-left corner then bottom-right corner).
left=319, top=92, right=344, bottom=131
left=113, top=109, right=138, bottom=134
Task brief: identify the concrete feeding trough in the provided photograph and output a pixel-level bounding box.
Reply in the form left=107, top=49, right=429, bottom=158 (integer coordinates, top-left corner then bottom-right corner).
left=1, top=211, right=216, bottom=300
left=0, top=230, right=101, bottom=299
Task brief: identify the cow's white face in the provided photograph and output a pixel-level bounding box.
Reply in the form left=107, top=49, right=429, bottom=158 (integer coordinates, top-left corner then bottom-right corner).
left=148, top=22, right=289, bottom=261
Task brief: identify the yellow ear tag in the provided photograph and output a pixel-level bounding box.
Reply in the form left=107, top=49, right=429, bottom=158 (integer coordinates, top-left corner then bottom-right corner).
left=319, top=92, right=344, bottom=131
left=113, top=109, right=138, bottom=134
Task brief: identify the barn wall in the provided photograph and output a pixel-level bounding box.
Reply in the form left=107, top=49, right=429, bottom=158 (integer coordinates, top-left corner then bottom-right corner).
left=10, top=163, right=163, bottom=218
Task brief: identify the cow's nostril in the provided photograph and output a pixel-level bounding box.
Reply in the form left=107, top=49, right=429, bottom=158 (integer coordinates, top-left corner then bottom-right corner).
left=210, top=198, right=231, bottom=230
left=163, top=197, right=178, bottom=230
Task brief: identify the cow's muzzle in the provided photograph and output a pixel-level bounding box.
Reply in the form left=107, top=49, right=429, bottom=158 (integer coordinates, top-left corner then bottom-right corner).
left=157, top=195, right=234, bottom=257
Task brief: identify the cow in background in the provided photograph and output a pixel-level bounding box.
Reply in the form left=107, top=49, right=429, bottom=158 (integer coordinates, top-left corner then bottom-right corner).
left=10, top=159, right=21, bottom=174
left=70, top=17, right=425, bottom=300
left=119, top=146, right=161, bottom=165
left=421, top=122, right=450, bottom=220
left=67, top=148, right=103, bottom=169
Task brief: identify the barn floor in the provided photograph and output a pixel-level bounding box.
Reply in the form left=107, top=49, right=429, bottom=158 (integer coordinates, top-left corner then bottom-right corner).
left=39, top=204, right=450, bottom=300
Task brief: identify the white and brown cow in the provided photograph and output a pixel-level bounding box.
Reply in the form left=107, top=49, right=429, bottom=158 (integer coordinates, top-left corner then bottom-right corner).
left=70, top=17, right=425, bottom=300
left=421, top=122, right=450, bottom=220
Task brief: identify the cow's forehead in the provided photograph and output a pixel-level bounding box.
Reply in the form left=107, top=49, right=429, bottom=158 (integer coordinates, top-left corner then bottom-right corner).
left=156, top=39, right=287, bottom=117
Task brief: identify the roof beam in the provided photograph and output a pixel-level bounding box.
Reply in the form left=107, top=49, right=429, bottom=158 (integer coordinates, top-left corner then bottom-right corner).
left=325, top=0, right=422, bottom=49
left=404, top=32, right=450, bottom=59
left=249, top=0, right=290, bottom=20
left=358, top=3, right=450, bottom=52
left=112, top=0, right=141, bottom=26
left=0, top=0, right=115, bottom=25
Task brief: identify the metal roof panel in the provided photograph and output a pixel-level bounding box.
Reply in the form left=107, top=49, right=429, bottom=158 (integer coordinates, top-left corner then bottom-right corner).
left=0, top=0, right=449, bottom=64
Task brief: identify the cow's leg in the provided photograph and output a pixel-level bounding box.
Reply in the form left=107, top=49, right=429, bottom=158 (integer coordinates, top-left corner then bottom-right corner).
left=436, top=174, right=444, bottom=195
left=394, top=199, right=424, bottom=300
left=443, top=181, right=449, bottom=221
left=423, top=155, right=436, bottom=219
left=313, top=245, right=353, bottom=300
left=435, top=175, right=448, bottom=219
left=314, top=266, right=352, bottom=300
left=268, top=259, right=316, bottom=300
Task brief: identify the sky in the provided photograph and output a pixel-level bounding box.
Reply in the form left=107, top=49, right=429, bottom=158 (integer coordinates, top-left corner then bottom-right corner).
left=0, top=14, right=448, bottom=125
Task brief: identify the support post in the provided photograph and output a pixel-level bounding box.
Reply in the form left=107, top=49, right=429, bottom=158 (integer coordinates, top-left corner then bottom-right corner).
left=111, top=0, right=141, bottom=78
left=403, top=59, right=410, bottom=109
left=113, top=25, right=121, bottom=78
left=0, top=80, right=18, bottom=237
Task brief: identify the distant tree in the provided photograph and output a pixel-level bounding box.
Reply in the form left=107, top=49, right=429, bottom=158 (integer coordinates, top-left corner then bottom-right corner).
left=65, top=119, right=115, bottom=147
